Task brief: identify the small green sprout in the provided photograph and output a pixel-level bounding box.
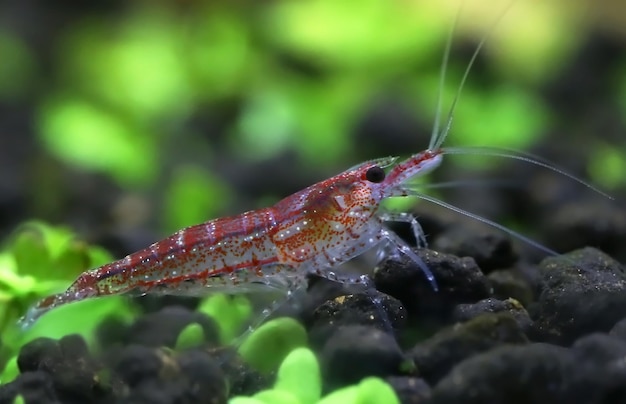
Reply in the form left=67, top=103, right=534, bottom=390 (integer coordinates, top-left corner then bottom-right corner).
left=230, top=348, right=400, bottom=404
left=318, top=377, right=400, bottom=404
left=237, top=317, right=307, bottom=373
left=174, top=322, right=205, bottom=351
left=274, top=347, right=321, bottom=404
left=198, top=294, right=252, bottom=345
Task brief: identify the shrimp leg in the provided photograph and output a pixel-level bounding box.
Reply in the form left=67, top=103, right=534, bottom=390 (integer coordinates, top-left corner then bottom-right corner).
left=379, top=228, right=439, bottom=291
left=379, top=212, right=428, bottom=248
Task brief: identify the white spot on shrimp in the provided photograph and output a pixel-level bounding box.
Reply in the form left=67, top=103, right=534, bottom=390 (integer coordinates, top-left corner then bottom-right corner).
left=334, top=195, right=347, bottom=210
left=176, top=231, right=185, bottom=247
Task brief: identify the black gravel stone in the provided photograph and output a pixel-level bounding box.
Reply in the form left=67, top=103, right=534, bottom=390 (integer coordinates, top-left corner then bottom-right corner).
left=542, top=198, right=626, bottom=263
left=409, top=312, right=528, bottom=384
left=430, top=343, right=594, bottom=404
left=217, top=352, right=272, bottom=397
left=453, top=297, right=533, bottom=333
left=15, top=335, right=109, bottom=403
left=385, top=376, right=432, bottom=404
left=530, top=247, right=626, bottom=345
left=432, top=225, right=518, bottom=273
left=320, top=325, right=409, bottom=390
left=112, top=345, right=163, bottom=388
left=17, top=338, right=62, bottom=374
left=126, top=305, right=220, bottom=348
left=374, top=248, right=492, bottom=318
left=308, top=291, right=407, bottom=349
left=487, top=269, right=534, bottom=307
left=176, top=350, right=228, bottom=404
left=608, top=317, right=626, bottom=341
left=0, top=371, right=58, bottom=404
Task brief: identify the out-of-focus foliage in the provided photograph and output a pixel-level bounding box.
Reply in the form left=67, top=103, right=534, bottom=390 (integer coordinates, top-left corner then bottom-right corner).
left=163, top=165, right=234, bottom=233
left=39, top=97, right=158, bottom=187
left=26, top=0, right=599, bottom=231
left=198, top=294, right=252, bottom=345
left=0, top=222, right=131, bottom=381
left=588, top=143, right=626, bottom=189
left=0, top=31, right=37, bottom=100
left=0, top=0, right=618, bottom=250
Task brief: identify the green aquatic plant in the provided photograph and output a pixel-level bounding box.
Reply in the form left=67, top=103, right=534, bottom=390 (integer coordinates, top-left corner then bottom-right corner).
left=198, top=294, right=252, bottom=345
left=230, top=347, right=400, bottom=404
left=174, top=322, right=206, bottom=351
left=587, top=142, right=626, bottom=190
left=0, top=221, right=132, bottom=382
left=237, top=317, right=308, bottom=374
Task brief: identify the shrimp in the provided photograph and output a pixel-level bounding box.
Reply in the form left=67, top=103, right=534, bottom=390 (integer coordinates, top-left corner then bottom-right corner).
left=19, top=3, right=608, bottom=330
left=19, top=151, right=444, bottom=328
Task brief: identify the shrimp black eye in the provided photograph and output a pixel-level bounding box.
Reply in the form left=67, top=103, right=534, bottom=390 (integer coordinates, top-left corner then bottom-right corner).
left=365, top=166, right=385, bottom=183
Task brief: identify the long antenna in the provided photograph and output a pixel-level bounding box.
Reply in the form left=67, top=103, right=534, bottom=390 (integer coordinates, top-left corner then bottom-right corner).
left=442, top=146, right=614, bottom=200
left=432, top=1, right=517, bottom=151
left=428, top=3, right=463, bottom=150
left=400, top=189, right=562, bottom=258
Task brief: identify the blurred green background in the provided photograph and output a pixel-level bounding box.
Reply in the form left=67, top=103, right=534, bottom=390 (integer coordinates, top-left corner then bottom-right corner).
left=0, top=0, right=626, bottom=379
left=0, top=0, right=625, bottom=246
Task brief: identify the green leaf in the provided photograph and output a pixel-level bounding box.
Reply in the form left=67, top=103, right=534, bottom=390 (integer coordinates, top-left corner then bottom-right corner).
left=11, top=225, right=53, bottom=280
left=25, top=221, right=75, bottom=260
left=318, top=378, right=399, bottom=404
left=253, top=389, right=300, bottom=404
left=162, top=166, right=233, bottom=234
left=265, top=0, right=447, bottom=70
left=86, top=246, right=115, bottom=268
left=61, top=10, right=192, bottom=119
left=52, top=241, right=91, bottom=278
left=0, top=260, right=36, bottom=293
left=318, top=385, right=358, bottom=404
left=275, top=348, right=321, bottom=404
left=237, top=317, right=307, bottom=373
left=354, top=377, right=400, bottom=404
left=21, top=297, right=133, bottom=344
left=185, top=8, right=253, bottom=100
left=588, top=142, right=626, bottom=190
left=198, top=294, right=252, bottom=344
left=0, top=355, right=19, bottom=384
left=229, top=398, right=266, bottom=404
left=175, top=322, right=205, bottom=350
left=37, top=96, right=158, bottom=188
